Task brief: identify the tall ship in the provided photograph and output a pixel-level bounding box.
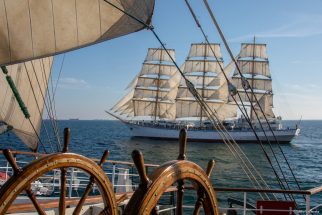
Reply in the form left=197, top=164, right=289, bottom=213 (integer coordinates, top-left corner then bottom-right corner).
left=109, top=42, right=300, bottom=143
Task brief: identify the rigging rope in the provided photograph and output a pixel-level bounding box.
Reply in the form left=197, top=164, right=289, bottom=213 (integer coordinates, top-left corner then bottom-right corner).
left=23, top=63, right=55, bottom=153
left=184, top=0, right=292, bottom=199
left=40, top=59, right=62, bottom=151
left=202, top=0, right=302, bottom=199
left=1, top=66, right=48, bottom=153
left=29, top=61, right=61, bottom=152
left=103, top=0, right=277, bottom=199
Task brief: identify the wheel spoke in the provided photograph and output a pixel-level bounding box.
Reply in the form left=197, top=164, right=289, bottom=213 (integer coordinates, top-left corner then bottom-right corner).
left=151, top=207, right=159, bottom=215
left=193, top=160, right=215, bottom=215
left=73, top=177, right=94, bottom=215
left=193, top=187, right=204, bottom=215
left=73, top=150, right=109, bottom=215
left=26, top=186, right=47, bottom=215
left=59, top=168, right=67, bottom=215
left=176, top=179, right=184, bottom=215
left=99, top=206, right=111, bottom=215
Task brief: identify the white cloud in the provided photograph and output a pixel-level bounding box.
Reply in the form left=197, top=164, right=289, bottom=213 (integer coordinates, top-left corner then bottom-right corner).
left=229, top=13, right=322, bottom=42
left=58, top=77, right=89, bottom=89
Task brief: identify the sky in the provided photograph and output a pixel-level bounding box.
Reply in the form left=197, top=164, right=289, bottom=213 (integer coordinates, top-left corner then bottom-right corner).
left=51, top=0, right=322, bottom=120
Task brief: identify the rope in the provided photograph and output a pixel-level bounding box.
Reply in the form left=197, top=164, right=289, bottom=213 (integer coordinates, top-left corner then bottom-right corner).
left=1, top=66, right=48, bottom=153
left=29, top=61, right=61, bottom=151
left=202, top=0, right=301, bottom=200
left=24, top=63, right=55, bottom=153
left=103, top=0, right=276, bottom=199
left=40, top=59, right=62, bottom=151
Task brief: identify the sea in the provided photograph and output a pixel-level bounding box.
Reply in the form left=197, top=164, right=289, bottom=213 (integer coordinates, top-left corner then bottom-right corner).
left=1, top=120, right=321, bottom=212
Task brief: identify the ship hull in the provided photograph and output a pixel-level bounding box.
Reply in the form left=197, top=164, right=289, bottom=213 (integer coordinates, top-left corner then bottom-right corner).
left=128, top=124, right=300, bottom=143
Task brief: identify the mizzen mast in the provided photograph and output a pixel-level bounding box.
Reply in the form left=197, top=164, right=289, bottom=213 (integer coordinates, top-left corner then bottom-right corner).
left=231, top=41, right=274, bottom=122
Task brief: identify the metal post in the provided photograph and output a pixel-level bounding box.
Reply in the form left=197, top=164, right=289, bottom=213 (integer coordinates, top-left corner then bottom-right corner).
left=5, top=161, right=9, bottom=180
left=53, top=170, right=56, bottom=192
left=306, top=194, right=310, bottom=215
left=69, top=168, right=74, bottom=198
left=112, top=164, right=116, bottom=188
left=243, top=192, right=247, bottom=215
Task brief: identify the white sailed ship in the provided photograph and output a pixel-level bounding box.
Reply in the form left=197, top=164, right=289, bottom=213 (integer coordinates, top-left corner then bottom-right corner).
left=109, top=42, right=300, bottom=143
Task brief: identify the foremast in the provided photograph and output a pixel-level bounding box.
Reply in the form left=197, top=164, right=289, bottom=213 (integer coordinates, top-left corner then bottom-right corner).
left=231, top=41, right=275, bottom=123
left=176, top=43, right=237, bottom=124
left=111, top=48, right=180, bottom=121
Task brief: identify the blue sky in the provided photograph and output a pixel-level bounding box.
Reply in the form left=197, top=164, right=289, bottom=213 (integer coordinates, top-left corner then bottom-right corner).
left=51, top=0, right=322, bottom=120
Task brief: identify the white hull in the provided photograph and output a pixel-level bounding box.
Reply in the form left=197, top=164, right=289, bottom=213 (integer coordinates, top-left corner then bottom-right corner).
left=128, top=124, right=300, bottom=143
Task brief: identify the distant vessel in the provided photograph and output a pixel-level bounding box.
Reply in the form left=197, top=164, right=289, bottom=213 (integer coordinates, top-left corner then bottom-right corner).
left=109, top=42, right=300, bottom=143
left=69, top=118, right=80, bottom=121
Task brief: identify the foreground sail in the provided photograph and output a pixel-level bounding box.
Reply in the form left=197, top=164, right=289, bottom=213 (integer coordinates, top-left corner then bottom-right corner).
left=0, top=0, right=155, bottom=66
left=0, top=57, right=53, bottom=150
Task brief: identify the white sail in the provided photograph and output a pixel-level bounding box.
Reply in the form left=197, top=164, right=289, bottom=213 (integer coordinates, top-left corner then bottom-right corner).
left=240, top=43, right=268, bottom=59
left=184, top=60, right=223, bottom=74
left=0, top=0, right=155, bottom=66
left=176, top=43, right=237, bottom=120
left=140, top=63, right=177, bottom=77
left=251, top=94, right=275, bottom=119
left=234, top=60, right=271, bottom=77
left=231, top=42, right=274, bottom=117
left=112, top=89, right=134, bottom=111
left=0, top=57, right=53, bottom=150
left=145, top=48, right=175, bottom=63
left=112, top=48, right=179, bottom=120
left=188, top=43, right=222, bottom=59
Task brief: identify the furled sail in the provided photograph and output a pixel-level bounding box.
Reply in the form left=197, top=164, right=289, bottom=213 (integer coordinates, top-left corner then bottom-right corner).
left=0, top=57, right=53, bottom=150
left=0, top=0, right=155, bottom=66
left=112, top=48, right=180, bottom=120
left=176, top=43, right=237, bottom=120
left=230, top=42, right=275, bottom=120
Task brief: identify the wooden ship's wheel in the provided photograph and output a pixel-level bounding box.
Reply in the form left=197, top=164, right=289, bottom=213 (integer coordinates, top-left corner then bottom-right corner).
left=124, top=129, right=220, bottom=215
left=0, top=128, right=118, bottom=215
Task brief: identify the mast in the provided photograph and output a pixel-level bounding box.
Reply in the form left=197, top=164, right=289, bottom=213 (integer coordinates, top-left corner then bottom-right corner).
left=231, top=41, right=275, bottom=121
left=154, top=49, right=163, bottom=122
left=200, top=43, right=207, bottom=126
left=176, top=43, right=237, bottom=121
left=112, top=48, right=180, bottom=120
left=249, top=36, right=256, bottom=122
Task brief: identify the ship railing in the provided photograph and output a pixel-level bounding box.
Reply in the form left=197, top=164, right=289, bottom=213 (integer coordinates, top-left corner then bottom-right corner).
left=0, top=150, right=159, bottom=198
left=1, top=150, right=322, bottom=214
left=211, top=187, right=322, bottom=215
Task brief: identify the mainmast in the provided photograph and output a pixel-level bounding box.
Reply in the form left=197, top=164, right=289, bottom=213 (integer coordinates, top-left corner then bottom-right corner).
left=154, top=49, right=163, bottom=122
left=176, top=43, right=237, bottom=121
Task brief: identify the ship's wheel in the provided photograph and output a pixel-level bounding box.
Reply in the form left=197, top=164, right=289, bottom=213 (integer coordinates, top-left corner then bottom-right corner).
left=124, top=129, right=219, bottom=215
left=0, top=128, right=118, bottom=215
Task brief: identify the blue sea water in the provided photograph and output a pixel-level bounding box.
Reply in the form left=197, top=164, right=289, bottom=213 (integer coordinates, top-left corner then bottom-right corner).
left=1, top=120, right=322, bottom=210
